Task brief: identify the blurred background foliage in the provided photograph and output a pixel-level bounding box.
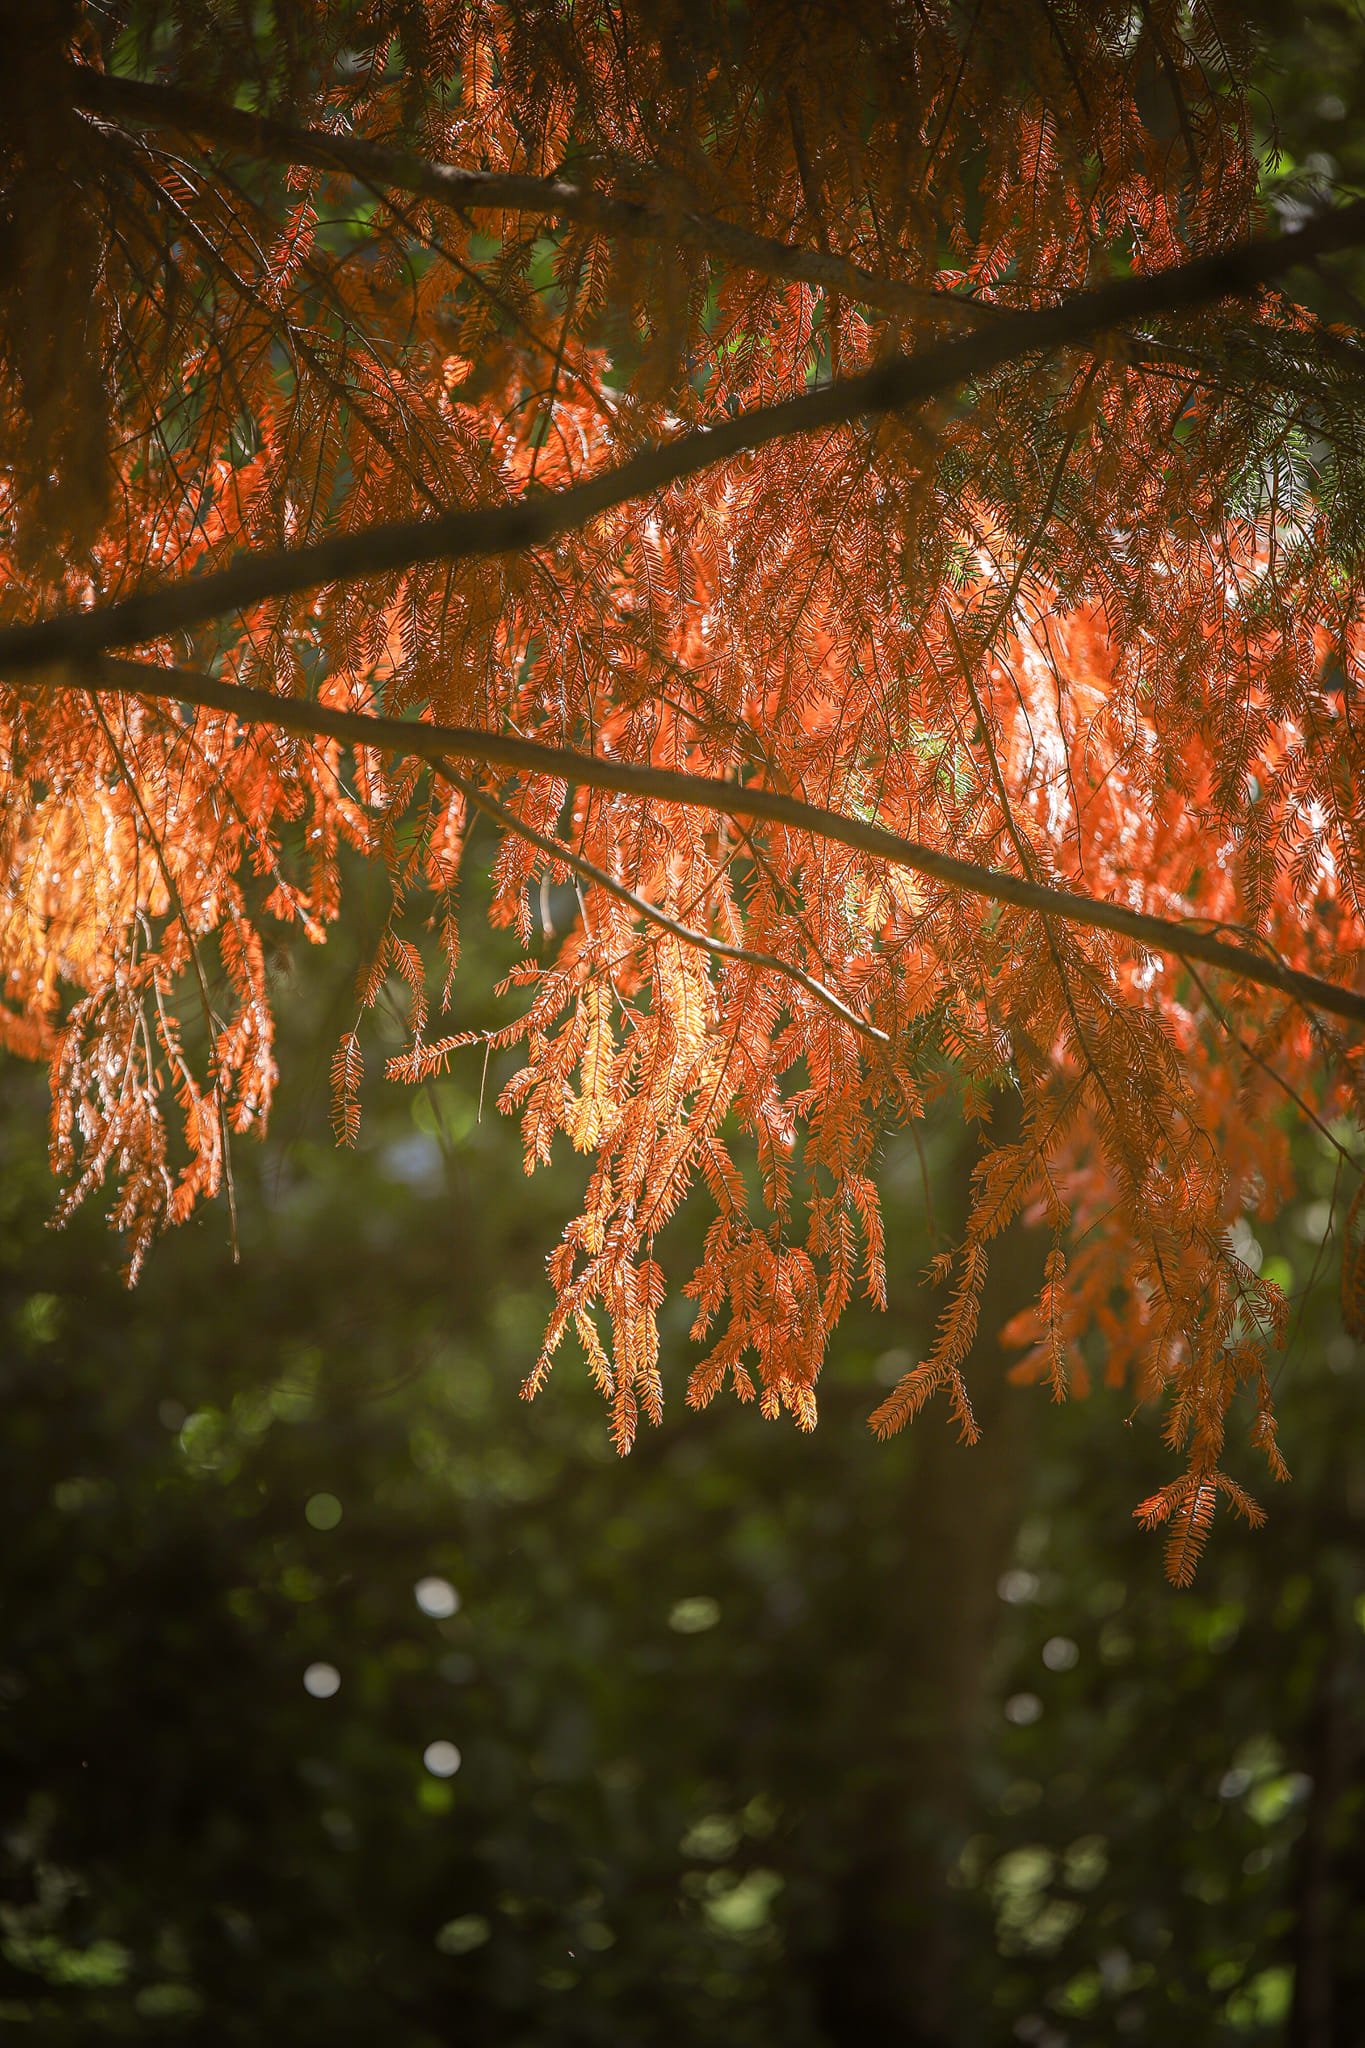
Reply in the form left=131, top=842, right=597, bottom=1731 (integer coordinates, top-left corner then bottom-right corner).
left=0, top=847, right=1361, bottom=2048
left=3, top=7, right=1365, bottom=2043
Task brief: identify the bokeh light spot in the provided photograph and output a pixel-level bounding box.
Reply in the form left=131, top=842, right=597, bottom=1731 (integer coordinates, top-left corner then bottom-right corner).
left=1004, top=1692, right=1043, bottom=1726
left=435, top=1914, right=490, bottom=1955
left=668, top=1595, right=720, bottom=1634
left=415, top=1575, right=460, bottom=1619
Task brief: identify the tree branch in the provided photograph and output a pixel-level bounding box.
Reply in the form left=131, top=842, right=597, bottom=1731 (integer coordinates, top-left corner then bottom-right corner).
left=38, top=656, right=1365, bottom=1030
left=68, top=63, right=966, bottom=326
left=437, top=757, right=892, bottom=1049
left=4, top=196, right=1365, bottom=680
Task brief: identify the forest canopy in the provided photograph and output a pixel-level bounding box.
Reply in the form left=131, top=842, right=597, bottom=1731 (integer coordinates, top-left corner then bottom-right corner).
left=1, top=0, right=1364, bottom=1579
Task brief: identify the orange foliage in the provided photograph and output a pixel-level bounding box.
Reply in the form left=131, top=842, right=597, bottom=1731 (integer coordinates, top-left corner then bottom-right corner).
left=1, top=3, right=1363, bottom=1577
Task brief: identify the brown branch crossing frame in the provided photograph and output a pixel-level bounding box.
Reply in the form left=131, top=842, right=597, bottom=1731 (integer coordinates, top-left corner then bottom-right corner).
left=3, top=196, right=1365, bottom=674
left=67, top=64, right=977, bottom=326
left=53, top=657, right=1365, bottom=1030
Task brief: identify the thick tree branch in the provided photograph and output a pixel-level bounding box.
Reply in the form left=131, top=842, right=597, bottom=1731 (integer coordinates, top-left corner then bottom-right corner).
left=41, top=656, right=1365, bottom=1030
left=68, top=63, right=968, bottom=326
left=4, top=197, right=1365, bottom=681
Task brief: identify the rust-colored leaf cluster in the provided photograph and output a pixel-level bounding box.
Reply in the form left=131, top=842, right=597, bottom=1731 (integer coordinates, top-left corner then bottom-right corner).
left=1, top=2, right=1363, bottom=1576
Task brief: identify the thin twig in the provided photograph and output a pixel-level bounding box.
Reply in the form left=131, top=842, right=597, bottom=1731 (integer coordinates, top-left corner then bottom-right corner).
left=433, top=756, right=891, bottom=1049
left=90, top=696, right=240, bottom=1257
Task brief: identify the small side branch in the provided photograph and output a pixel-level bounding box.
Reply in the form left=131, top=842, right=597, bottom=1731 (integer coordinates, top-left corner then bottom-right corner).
left=432, top=756, right=891, bottom=1049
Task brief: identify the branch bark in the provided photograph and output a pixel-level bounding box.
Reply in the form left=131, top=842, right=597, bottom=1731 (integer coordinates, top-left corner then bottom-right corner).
left=67, top=63, right=971, bottom=326
left=42, top=656, right=1365, bottom=1030
left=4, top=197, right=1365, bottom=679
